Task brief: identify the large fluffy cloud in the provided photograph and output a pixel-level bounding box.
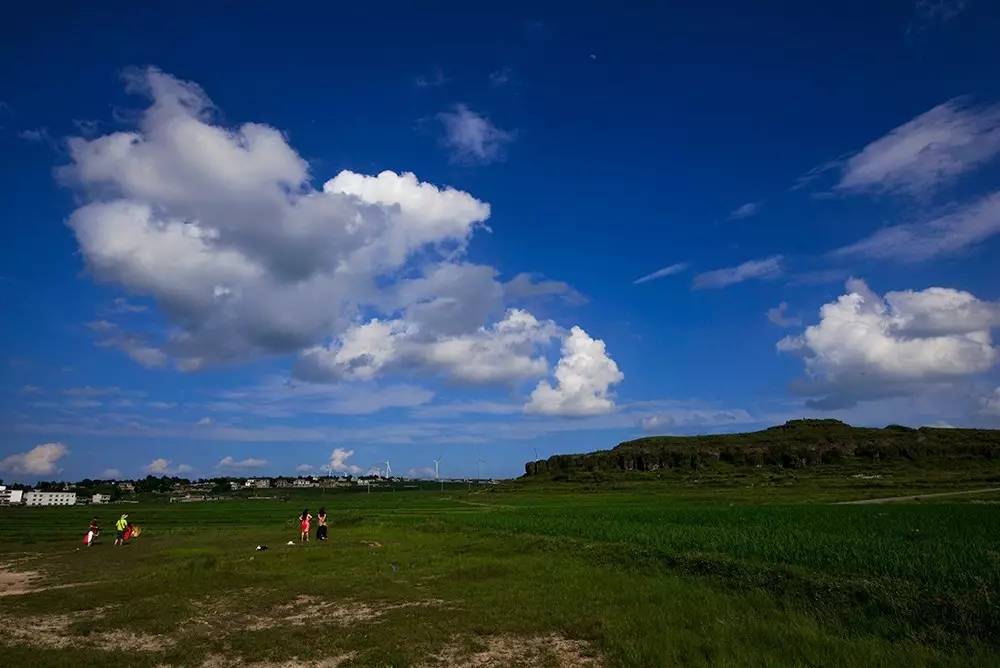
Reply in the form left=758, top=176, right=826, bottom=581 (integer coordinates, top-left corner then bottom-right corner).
left=58, top=68, right=621, bottom=410
left=60, top=68, right=492, bottom=368
left=526, top=327, right=624, bottom=416
left=0, top=443, right=68, bottom=475
left=778, top=278, right=1000, bottom=408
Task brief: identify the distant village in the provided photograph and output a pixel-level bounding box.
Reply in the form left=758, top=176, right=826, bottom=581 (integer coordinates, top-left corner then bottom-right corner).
left=0, top=473, right=495, bottom=507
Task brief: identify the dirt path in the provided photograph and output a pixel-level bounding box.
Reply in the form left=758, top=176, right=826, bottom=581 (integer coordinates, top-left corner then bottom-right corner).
left=835, top=487, right=1000, bottom=505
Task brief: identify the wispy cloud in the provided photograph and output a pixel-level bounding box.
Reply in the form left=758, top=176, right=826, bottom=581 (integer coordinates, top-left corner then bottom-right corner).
left=728, top=202, right=761, bottom=220
left=766, top=301, right=801, bottom=327
left=504, top=272, right=587, bottom=305
left=633, top=262, right=690, bottom=285
left=63, top=385, right=125, bottom=398
left=86, top=321, right=167, bottom=369
left=217, top=456, right=268, bottom=469
left=838, top=98, right=1000, bottom=196
left=693, top=256, right=783, bottom=290
left=906, top=0, right=970, bottom=38
left=109, top=297, right=148, bottom=314
left=414, top=68, right=448, bottom=88
left=436, top=104, right=514, bottom=164
left=19, top=127, right=52, bottom=143
left=489, top=67, right=513, bottom=86
left=833, top=190, right=1000, bottom=262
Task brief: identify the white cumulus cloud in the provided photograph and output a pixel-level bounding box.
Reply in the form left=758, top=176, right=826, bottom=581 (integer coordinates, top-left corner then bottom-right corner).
left=778, top=278, right=1000, bottom=408
left=526, top=326, right=623, bottom=416
left=59, top=68, right=493, bottom=369
left=53, top=68, right=615, bottom=410
left=297, top=308, right=559, bottom=384
left=144, top=458, right=193, bottom=475
left=327, top=448, right=362, bottom=475
left=0, top=443, right=69, bottom=475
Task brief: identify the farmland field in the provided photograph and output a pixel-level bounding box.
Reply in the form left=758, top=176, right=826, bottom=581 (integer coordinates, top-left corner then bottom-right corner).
left=2, top=470, right=1000, bottom=667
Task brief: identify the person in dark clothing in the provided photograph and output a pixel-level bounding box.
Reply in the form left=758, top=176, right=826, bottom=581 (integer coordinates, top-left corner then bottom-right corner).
left=316, top=507, right=328, bottom=541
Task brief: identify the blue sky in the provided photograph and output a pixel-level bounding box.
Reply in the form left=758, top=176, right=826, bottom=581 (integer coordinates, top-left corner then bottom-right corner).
left=2, top=1, right=1000, bottom=482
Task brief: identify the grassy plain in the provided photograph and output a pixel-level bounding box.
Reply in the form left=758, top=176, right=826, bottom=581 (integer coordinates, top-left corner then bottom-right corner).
left=2, top=467, right=999, bottom=667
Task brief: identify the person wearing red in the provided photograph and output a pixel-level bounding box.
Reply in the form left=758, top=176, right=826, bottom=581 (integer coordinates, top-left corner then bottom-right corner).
left=299, top=509, right=312, bottom=543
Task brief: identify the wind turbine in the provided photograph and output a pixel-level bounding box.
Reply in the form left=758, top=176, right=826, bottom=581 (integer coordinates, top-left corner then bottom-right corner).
left=384, top=459, right=392, bottom=478
left=433, top=457, right=442, bottom=492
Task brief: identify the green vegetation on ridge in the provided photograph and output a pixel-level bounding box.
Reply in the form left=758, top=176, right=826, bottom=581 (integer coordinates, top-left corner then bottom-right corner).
left=524, top=419, right=1000, bottom=479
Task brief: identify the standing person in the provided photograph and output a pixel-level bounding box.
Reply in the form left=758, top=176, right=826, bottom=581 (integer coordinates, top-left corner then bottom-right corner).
left=316, top=507, right=328, bottom=541
left=114, top=513, right=128, bottom=546
left=299, top=509, right=312, bottom=543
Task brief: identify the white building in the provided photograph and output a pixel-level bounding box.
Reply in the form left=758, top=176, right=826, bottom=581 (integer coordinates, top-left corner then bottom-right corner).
left=0, top=486, right=24, bottom=505
left=23, top=491, right=77, bottom=506
left=92, top=493, right=110, bottom=504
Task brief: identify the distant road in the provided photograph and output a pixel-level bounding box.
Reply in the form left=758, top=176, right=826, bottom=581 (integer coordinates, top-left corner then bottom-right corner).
left=835, top=487, right=1000, bottom=505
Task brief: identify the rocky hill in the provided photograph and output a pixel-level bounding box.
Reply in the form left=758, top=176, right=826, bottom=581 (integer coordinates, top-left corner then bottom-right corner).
left=523, top=419, right=1000, bottom=479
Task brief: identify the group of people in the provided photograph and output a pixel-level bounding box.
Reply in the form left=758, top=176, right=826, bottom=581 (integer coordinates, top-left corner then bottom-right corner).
left=82, top=508, right=329, bottom=548
left=298, top=507, right=328, bottom=542
left=82, top=513, right=138, bottom=547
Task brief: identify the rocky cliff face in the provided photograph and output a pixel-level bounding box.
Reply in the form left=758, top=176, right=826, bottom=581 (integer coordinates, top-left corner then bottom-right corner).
left=523, top=419, right=1000, bottom=478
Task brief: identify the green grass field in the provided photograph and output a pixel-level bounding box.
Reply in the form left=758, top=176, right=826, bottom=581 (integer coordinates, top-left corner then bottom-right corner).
left=2, top=470, right=1000, bottom=667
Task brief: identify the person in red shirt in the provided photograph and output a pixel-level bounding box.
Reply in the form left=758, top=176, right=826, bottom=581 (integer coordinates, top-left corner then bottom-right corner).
left=299, top=509, right=312, bottom=543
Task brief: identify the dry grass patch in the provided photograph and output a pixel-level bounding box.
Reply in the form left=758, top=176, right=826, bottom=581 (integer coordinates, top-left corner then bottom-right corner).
left=248, top=594, right=447, bottom=630
left=198, top=652, right=356, bottom=668
left=423, top=633, right=604, bottom=667
left=0, top=560, right=94, bottom=597
left=0, top=605, right=174, bottom=653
